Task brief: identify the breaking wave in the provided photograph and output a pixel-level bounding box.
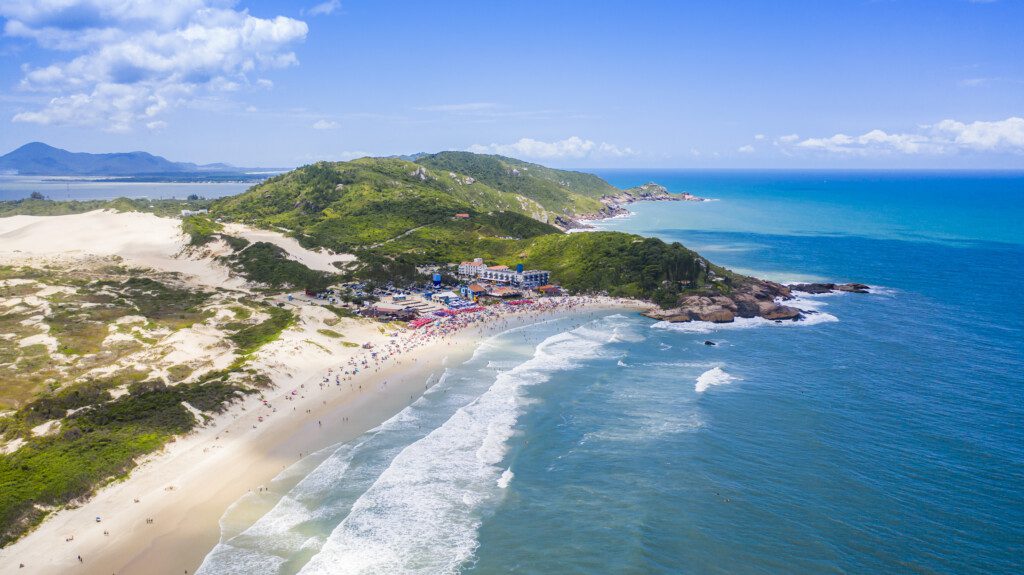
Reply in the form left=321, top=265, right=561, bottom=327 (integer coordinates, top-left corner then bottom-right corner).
left=295, top=324, right=615, bottom=575
left=695, top=367, right=736, bottom=393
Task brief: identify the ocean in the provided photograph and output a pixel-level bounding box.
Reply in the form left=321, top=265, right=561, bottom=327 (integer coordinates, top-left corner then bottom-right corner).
left=198, top=171, right=1024, bottom=574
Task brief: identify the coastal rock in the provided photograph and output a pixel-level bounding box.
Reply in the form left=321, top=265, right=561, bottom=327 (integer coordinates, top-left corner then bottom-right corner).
left=791, top=282, right=871, bottom=294
left=836, top=283, right=871, bottom=293
left=761, top=304, right=801, bottom=320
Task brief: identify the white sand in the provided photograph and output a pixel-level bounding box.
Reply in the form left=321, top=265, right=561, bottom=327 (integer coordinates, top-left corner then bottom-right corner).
left=220, top=222, right=356, bottom=272
left=0, top=210, right=242, bottom=290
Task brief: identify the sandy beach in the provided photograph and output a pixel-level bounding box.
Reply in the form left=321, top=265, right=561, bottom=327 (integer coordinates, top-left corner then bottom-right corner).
left=0, top=210, right=645, bottom=574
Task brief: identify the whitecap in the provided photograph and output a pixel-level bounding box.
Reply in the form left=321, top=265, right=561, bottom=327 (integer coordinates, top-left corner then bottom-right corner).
left=295, top=324, right=616, bottom=575
left=497, top=468, right=514, bottom=489
left=695, top=367, right=736, bottom=393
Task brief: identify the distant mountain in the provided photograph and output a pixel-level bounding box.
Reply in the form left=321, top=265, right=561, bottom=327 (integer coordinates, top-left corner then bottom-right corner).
left=0, top=142, right=254, bottom=176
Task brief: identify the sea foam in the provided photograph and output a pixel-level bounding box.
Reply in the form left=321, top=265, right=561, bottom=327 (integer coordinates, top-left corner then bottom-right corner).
left=294, top=321, right=619, bottom=575
left=695, top=367, right=736, bottom=393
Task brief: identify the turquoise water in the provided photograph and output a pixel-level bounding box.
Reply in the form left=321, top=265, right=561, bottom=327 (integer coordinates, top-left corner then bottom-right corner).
left=199, top=171, right=1024, bottom=574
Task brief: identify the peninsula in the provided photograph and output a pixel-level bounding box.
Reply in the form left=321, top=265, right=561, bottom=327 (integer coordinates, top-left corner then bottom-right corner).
left=0, top=149, right=862, bottom=574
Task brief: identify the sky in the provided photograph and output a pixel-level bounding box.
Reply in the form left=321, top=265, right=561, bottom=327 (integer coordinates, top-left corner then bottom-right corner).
left=0, top=0, right=1022, bottom=169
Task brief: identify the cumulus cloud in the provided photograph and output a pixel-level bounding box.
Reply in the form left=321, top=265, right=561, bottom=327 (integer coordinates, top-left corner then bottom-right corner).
left=468, top=136, right=636, bottom=160
left=1, top=0, right=308, bottom=131
left=737, top=144, right=755, bottom=153
left=305, top=0, right=341, bottom=16
left=753, top=134, right=765, bottom=140
left=312, top=119, right=337, bottom=130
left=786, top=117, right=1024, bottom=156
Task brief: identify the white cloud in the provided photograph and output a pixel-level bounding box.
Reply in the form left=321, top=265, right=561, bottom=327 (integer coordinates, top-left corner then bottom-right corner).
left=312, top=119, right=337, bottom=130
left=777, top=134, right=800, bottom=143
left=737, top=144, right=755, bottom=153
left=788, top=117, right=1024, bottom=156
left=2, top=1, right=308, bottom=131
left=753, top=134, right=765, bottom=140
left=468, top=136, right=636, bottom=160
left=305, top=0, right=341, bottom=16
left=933, top=117, right=1024, bottom=150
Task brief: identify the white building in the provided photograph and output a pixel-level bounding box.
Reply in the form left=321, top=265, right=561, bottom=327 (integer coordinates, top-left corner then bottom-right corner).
left=181, top=209, right=209, bottom=217
left=458, top=258, right=487, bottom=277
left=458, top=258, right=550, bottom=288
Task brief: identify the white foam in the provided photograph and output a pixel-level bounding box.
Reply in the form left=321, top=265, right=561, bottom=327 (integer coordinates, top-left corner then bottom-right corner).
left=497, top=468, right=514, bottom=489
left=695, top=367, right=736, bottom=393
left=295, top=324, right=617, bottom=575
left=651, top=306, right=838, bottom=334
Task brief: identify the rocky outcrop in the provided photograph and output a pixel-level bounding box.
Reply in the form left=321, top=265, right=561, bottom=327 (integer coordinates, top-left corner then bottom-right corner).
left=600, top=182, right=707, bottom=206
left=565, top=181, right=705, bottom=229
left=642, top=279, right=808, bottom=324
left=790, top=282, right=870, bottom=294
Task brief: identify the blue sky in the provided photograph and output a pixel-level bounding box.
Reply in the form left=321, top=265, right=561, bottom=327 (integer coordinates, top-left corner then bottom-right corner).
left=0, top=0, right=1021, bottom=168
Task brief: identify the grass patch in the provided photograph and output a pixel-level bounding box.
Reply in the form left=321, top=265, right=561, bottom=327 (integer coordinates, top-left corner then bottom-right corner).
left=317, top=328, right=342, bottom=338
left=323, top=304, right=356, bottom=319
left=228, top=305, right=295, bottom=356
left=0, top=378, right=247, bottom=546
left=221, top=242, right=335, bottom=291
left=181, top=215, right=223, bottom=246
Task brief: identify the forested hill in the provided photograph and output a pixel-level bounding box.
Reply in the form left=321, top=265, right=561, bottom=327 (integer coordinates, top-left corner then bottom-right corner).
left=209, top=153, right=740, bottom=305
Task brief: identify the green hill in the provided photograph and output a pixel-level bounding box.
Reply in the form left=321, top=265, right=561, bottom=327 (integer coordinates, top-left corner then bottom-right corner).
left=206, top=153, right=735, bottom=304
left=415, top=151, right=612, bottom=214
left=213, top=158, right=557, bottom=251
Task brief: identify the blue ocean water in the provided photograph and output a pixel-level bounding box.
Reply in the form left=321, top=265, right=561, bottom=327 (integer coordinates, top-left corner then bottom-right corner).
left=200, top=171, right=1024, bottom=574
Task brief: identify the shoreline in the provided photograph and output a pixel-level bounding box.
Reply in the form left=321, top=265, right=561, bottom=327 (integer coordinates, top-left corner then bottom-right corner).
left=0, top=296, right=644, bottom=575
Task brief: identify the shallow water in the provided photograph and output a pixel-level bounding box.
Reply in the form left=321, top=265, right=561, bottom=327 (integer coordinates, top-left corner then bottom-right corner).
left=200, top=171, right=1024, bottom=574
left=0, top=176, right=252, bottom=201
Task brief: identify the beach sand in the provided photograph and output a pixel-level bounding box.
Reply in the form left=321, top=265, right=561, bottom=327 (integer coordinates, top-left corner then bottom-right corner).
left=0, top=209, right=647, bottom=574
left=0, top=296, right=642, bottom=575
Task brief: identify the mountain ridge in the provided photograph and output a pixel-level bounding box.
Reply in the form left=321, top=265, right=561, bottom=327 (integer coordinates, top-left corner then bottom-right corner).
left=0, top=142, right=264, bottom=176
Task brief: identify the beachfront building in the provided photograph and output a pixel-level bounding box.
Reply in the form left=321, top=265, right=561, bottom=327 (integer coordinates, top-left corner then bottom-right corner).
left=487, top=286, right=521, bottom=298
left=458, top=258, right=551, bottom=288
left=463, top=283, right=487, bottom=299
left=458, top=258, right=487, bottom=277
left=536, top=284, right=562, bottom=296
left=181, top=209, right=209, bottom=217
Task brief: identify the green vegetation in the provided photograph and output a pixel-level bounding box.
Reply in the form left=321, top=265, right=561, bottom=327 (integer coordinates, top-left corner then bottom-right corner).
left=317, top=328, right=342, bottom=338
left=415, top=152, right=612, bottom=213
left=181, top=215, right=223, bottom=246
left=0, top=197, right=214, bottom=218
left=221, top=242, right=336, bottom=291
left=521, top=232, right=717, bottom=307
left=0, top=377, right=247, bottom=546
left=323, top=304, right=356, bottom=319
left=205, top=153, right=740, bottom=303
left=229, top=305, right=295, bottom=356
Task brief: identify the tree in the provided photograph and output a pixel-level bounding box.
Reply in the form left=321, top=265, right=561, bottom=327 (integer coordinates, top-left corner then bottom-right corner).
left=29, top=191, right=45, bottom=200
